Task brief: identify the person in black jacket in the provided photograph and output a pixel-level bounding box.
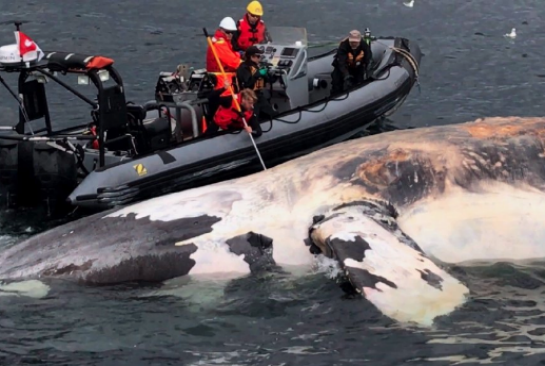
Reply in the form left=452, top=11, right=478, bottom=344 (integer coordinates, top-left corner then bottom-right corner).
left=236, top=46, right=267, bottom=89
left=330, top=29, right=372, bottom=96
left=235, top=45, right=274, bottom=120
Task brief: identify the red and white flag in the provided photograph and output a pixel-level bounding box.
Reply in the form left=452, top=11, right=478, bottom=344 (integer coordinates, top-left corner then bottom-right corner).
left=14, top=30, right=44, bottom=62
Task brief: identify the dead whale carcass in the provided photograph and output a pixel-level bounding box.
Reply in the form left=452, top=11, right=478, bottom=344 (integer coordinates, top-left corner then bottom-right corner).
left=4, top=116, right=545, bottom=326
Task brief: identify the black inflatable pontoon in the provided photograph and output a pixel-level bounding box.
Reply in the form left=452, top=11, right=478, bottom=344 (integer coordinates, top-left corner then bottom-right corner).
left=0, top=25, right=421, bottom=212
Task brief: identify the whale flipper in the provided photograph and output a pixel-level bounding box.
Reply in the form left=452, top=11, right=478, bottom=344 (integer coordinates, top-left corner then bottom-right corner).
left=309, top=200, right=470, bottom=326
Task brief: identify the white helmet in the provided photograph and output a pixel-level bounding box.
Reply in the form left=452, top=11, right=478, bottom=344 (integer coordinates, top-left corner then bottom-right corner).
left=219, top=17, right=237, bottom=32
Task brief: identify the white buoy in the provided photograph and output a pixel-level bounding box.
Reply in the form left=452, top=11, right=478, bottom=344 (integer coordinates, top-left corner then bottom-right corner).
left=0, top=44, right=21, bottom=65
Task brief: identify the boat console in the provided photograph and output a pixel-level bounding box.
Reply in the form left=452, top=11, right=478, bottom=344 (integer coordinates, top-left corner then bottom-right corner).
left=258, top=44, right=305, bottom=74
left=254, top=28, right=310, bottom=114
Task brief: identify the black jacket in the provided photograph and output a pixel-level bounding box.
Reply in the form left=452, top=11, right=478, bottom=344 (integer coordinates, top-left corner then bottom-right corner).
left=236, top=60, right=264, bottom=90
left=332, top=38, right=372, bottom=78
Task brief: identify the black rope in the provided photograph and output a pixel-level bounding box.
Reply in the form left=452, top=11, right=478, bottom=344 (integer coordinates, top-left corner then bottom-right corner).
left=261, top=118, right=273, bottom=133
left=275, top=109, right=302, bottom=124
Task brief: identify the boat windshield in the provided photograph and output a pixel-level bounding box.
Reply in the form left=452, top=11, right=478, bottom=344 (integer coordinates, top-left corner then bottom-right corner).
left=266, top=27, right=308, bottom=46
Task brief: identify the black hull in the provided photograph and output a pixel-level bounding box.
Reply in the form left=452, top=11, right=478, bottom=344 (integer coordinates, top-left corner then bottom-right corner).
left=93, top=89, right=408, bottom=209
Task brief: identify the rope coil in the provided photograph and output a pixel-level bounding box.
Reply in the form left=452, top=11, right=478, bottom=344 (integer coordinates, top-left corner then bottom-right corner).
left=388, top=45, right=420, bottom=83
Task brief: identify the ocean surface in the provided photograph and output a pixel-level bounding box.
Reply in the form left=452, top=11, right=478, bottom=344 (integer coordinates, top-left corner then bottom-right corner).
left=2, top=0, right=545, bottom=365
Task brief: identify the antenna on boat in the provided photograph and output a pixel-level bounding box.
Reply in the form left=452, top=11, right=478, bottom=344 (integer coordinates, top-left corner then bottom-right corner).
left=0, top=21, right=33, bottom=128
left=0, top=20, right=29, bottom=26
left=0, top=75, right=31, bottom=127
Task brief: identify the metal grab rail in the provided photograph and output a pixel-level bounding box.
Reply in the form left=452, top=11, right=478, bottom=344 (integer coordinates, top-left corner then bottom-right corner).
left=178, top=101, right=199, bottom=139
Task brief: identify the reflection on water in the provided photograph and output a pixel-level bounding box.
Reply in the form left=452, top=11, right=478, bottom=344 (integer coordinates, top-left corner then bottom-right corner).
left=1, top=257, right=545, bottom=365
left=421, top=263, right=545, bottom=364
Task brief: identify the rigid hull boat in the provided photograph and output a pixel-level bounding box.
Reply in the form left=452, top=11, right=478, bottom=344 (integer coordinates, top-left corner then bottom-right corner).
left=0, top=25, right=421, bottom=212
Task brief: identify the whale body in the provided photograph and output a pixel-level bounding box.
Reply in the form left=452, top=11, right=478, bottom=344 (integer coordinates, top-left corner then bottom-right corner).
left=3, top=116, right=545, bottom=326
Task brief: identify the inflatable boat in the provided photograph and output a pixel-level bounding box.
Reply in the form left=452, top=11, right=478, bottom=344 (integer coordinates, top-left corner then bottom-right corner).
left=0, top=25, right=421, bottom=212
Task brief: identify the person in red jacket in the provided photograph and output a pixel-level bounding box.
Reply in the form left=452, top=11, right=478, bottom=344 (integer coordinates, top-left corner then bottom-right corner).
left=206, top=17, right=243, bottom=97
left=213, top=88, right=262, bottom=137
left=232, top=1, right=272, bottom=52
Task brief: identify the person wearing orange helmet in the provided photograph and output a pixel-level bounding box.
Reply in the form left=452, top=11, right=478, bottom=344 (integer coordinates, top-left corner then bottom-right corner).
left=232, top=1, right=272, bottom=52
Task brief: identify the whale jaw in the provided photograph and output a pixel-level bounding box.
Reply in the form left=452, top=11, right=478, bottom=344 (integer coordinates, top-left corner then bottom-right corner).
left=309, top=199, right=469, bottom=327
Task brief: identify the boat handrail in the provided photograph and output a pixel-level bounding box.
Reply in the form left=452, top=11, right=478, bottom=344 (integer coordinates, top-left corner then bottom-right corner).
left=291, top=48, right=308, bottom=80
left=178, top=101, right=199, bottom=138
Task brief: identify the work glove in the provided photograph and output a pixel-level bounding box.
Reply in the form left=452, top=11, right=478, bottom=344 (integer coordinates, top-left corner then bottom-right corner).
left=344, top=75, right=354, bottom=90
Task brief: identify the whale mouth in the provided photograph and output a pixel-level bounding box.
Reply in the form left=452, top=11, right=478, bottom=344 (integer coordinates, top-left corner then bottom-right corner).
left=309, top=199, right=424, bottom=257
left=307, top=199, right=469, bottom=327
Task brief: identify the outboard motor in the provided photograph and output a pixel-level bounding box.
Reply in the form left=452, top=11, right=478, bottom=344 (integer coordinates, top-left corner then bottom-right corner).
left=188, top=68, right=209, bottom=92
left=0, top=22, right=78, bottom=211
left=17, top=140, right=78, bottom=211
left=0, top=134, right=19, bottom=208
left=155, top=67, right=189, bottom=102
left=155, top=64, right=209, bottom=103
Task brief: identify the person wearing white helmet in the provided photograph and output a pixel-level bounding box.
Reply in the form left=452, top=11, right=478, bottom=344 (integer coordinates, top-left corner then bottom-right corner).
left=232, top=1, right=272, bottom=52
left=206, top=16, right=243, bottom=102
left=206, top=17, right=241, bottom=74
left=204, top=17, right=244, bottom=134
